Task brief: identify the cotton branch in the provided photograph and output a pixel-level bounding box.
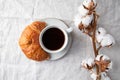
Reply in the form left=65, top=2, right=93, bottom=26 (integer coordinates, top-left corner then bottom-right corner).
left=74, top=0, right=115, bottom=80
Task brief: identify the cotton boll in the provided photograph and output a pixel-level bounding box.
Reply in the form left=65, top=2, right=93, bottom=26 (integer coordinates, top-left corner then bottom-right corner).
left=95, top=54, right=112, bottom=72
left=74, top=14, right=93, bottom=28
left=82, top=14, right=93, bottom=27
left=96, top=27, right=107, bottom=43
left=74, top=14, right=82, bottom=27
left=101, top=34, right=115, bottom=47
left=81, top=58, right=95, bottom=69
left=96, top=27, right=115, bottom=47
left=101, top=72, right=111, bottom=80
left=81, top=60, right=88, bottom=69
left=78, top=5, right=89, bottom=17
left=90, top=73, right=97, bottom=80
left=83, top=0, right=97, bottom=9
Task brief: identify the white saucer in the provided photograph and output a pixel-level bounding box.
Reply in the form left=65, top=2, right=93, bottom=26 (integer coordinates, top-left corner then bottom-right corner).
left=41, top=18, right=72, bottom=60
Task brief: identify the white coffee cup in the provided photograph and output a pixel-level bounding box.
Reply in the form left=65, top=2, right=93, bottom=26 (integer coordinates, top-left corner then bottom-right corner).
left=39, top=25, right=73, bottom=54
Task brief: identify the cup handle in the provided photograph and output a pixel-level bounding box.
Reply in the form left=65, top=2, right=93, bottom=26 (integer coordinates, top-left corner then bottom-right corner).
left=66, top=27, right=73, bottom=33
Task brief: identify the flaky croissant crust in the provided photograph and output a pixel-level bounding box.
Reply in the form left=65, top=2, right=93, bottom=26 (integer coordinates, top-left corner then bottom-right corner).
left=19, top=21, right=50, bottom=61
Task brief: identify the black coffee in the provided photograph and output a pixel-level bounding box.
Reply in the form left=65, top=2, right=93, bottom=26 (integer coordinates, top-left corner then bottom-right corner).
left=42, top=28, right=65, bottom=50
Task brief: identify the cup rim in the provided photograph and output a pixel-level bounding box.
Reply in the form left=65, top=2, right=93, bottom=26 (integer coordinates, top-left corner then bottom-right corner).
left=39, top=25, right=68, bottom=54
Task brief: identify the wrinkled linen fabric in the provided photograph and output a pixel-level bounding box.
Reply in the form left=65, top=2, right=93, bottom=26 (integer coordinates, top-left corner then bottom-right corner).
left=0, top=0, right=120, bottom=80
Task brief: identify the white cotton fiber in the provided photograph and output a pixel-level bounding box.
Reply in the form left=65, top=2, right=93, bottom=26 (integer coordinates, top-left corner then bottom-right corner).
left=78, top=5, right=89, bottom=17
left=74, top=14, right=93, bottom=28
left=95, top=54, right=103, bottom=61
left=87, top=58, right=95, bottom=66
left=81, top=58, right=95, bottom=68
left=74, top=14, right=82, bottom=27
left=101, top=34, right=115, bottom=47
left=81, top=59, right=87, bottom=67
left=83, top=0, right=97, bottom=8
left=95, top=54, right=110, bottom=61
left=96, top=27, right=115, bottom=47
left=81, top=14, right=93, bottom=27
left=96, top=27, right=107, bottom=43
left=96, top=27, right=107, bottom=36
left=108, top=61, right=112, bottom=69
left=90, top=73, right=97, bottom=80
left=102, top=54, right=110, bottom=61
left=101, top=72, right=111, bottom=80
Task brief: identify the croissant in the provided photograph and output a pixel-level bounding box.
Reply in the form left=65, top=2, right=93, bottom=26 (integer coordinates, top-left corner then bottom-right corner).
left=19, top=21, right=50, bottom=61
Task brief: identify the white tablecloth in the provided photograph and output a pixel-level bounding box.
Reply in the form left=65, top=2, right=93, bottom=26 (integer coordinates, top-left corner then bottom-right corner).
left=0, top=0, right=120, bottom=80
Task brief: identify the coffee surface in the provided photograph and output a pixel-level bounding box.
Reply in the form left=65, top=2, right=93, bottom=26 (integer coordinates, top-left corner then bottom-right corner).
left=42, top=28, right=65, bottom=50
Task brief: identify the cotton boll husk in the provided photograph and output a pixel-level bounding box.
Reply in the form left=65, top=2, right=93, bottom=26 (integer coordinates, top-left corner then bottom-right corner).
left=101, top=34, right=115, bottom=47
left=90, top=73, right=97, bottom=80
left=83, top=0, right=97, bottom=8
left=101, top=72, right=111, bottom=80
left=74, top=14, right=82, bottom=27
left=78, top=5, right=89, bottom=17
left=82, top=14, right=93, bottom=27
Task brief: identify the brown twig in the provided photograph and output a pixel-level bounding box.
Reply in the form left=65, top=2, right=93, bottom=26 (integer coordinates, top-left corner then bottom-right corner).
left=92, top=13, right=97, bottom=57
left=96, top=46, right=102, bottom=54
left=91, top=12, right=101, bottom=80
left=77, top=1, right=114, bottom=80
left=79, top=3, right=106, bottom=80
left=83, top=32, right=92, bottom=37
left=88, top=34, right=92, bottom=37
